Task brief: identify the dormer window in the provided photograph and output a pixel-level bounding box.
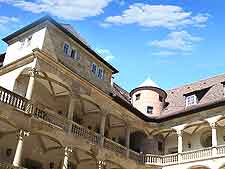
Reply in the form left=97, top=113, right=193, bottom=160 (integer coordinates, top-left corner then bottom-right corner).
left=63, top=43, right=70, bottom=55
left=186, top=94, right=197, bottom=107
left=223, top=83, right=225, bottom=96
left=135, top=93, right=141, bottom=100
left=147, top=106, right=153, bottom=114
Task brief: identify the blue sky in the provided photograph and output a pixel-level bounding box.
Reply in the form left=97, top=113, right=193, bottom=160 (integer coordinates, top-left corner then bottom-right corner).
left=0, top=0, right=225, bottom=91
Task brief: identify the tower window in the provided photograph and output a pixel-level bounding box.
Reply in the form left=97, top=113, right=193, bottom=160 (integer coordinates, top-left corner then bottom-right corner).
left=63, top=43, right=70, bottom=55
left=135, top=93, right=141, bottom=100
left=185, top=94, right=197, bottom=107
left=147, top=106, right=153, bottom=114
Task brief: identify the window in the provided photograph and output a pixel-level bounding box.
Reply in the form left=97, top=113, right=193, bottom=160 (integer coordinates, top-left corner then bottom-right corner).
left=135, top=93, right=141, bottom=100
left=147, top=106, right=153, bottom=114
left=97, top=67, right=104, bottom=80
left=91, top=63, right=97, bottom=74
left=185, top=94, right=197, bottom=107
left=223, top=83, right=225, bottom=96
left=27, top=35, right=32, bottom=46
left=20, top=39, right=26, bottom=49
left=63, top=43, right=70, bottom=55
left=70, top=49, right=76, bottom=59
left=76, top=51, right=81, bottom=61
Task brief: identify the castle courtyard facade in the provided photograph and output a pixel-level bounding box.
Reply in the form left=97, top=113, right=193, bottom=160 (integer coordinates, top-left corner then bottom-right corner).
left=0, top=16, right=225, bottom=169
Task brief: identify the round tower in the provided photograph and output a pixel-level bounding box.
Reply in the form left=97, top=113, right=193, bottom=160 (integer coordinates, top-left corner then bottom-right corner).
left=130, top=78, right=167, bottom=117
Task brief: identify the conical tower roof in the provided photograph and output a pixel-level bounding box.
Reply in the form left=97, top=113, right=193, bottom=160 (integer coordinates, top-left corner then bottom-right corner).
left=138, top=78, right=159, bottom=88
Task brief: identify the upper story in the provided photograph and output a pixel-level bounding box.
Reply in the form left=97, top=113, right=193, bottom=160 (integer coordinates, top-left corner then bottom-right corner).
left=2, top=16, right=118, bottom=93
left=1, top=16, right=225, bottom=125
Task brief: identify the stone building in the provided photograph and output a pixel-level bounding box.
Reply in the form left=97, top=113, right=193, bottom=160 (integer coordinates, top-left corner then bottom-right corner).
left=0, top=16, right=225, bottom=169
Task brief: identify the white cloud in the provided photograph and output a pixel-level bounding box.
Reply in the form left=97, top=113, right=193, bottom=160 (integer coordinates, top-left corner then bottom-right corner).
left=150, top=31, right=202, bottom=52
left=104, top=3, right=209, bottom=29
left=152, top=51, right=179, bottom=56
left=0, top=16, right=18, bottom=24
left=0, top=0, right=112, bottom=20
left=96, top=48, right=115, bottom=61
left=0, top=16, right=19, bottom=32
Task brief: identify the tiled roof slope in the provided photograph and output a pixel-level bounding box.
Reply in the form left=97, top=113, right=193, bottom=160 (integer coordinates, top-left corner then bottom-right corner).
left=163, top=73, right=225, bottom=116
left=112, top=83, right=131, bottom=104
left=112, top=73, right=225, bottom=118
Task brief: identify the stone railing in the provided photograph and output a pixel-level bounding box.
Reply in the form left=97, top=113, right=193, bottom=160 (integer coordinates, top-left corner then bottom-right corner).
left=103, top=137, right=127, bottom=156
left=0, top=162, right=25, bottom=169
left=0, top=87, right=28, bottom=111
left=71, top=121, right=101, bottom=145
left=144, top=153, right=178, bottom=165
left=31, top=105, right=67, bottom=129
left=217, top=144, right=225, bottom=155
left=145, top=145, right=225, bottom=166
left=129, top=150, right=142, bottom=163
left=181, top=147, right=212, bottom=162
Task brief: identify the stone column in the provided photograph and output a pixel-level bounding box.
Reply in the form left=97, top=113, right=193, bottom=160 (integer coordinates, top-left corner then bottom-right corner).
left=125, top=125, right=130, bottom=158
left=62, top=147, right=72, bottom=169
left=13, top=130, right=29, bottom=167
left=67, top=96, right=75, bottom=133
left=97, top=160, right=105, bottom=169
left=210, top=122, right=217, bottom=156
left=177, top=130, right=183, bottom=162
left=99, top=113, right=107, bottom=147
left=25, top=69, right=37, bottom=100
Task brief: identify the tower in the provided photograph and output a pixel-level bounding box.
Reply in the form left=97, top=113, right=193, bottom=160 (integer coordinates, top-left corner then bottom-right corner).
left=130, top=78, right=167, bottom=117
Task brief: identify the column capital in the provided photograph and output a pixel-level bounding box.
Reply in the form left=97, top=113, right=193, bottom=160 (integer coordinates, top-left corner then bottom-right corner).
left=210, top=122, right=217, bottom=129
left=28, top=68, right=39, bottom=77
left=176, top=130, right=183, bottom=137
left=64, top=147, right=73, bottom=156
left=18, top=129, right=30, bottom=140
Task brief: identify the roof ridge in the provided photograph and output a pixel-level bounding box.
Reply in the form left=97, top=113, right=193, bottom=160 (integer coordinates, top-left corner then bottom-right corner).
left=167, top=72, right=225, bottom=92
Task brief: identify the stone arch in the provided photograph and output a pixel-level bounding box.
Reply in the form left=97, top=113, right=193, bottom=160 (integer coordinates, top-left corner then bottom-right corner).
left=188, top=165, right=211, bottom=169
left=71, top=146, right=97, bottom=169
left=130, top=131, right=148, bottom=153
left=219, top=163, right=225, bottom=169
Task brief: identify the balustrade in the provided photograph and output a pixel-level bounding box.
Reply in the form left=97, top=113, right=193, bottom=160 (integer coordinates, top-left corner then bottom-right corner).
left=129, top=150, right=142, bottom=163
left=181, top=147, right=212, bottom=162
left=71, top=121, right=101, bottom=144
left=217, top=144, right=225, bottom=155
left=103, top=138, right=127, bottom=156
left=0, top=87, right=28, bottom=111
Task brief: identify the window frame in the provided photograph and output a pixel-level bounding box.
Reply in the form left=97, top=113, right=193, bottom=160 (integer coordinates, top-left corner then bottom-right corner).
left=27, top=35, right=32, bottom=47
left=185, top=94, right=198, bottom=107
left=91, top=63, right=97, bottom=75
left=63, top=42, right=70, bottom=56
left=97, top=67, right=104, bottom=80
left=147, top=106, right=153, bottom=114
left=135, top=93, right=141, bottom=101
